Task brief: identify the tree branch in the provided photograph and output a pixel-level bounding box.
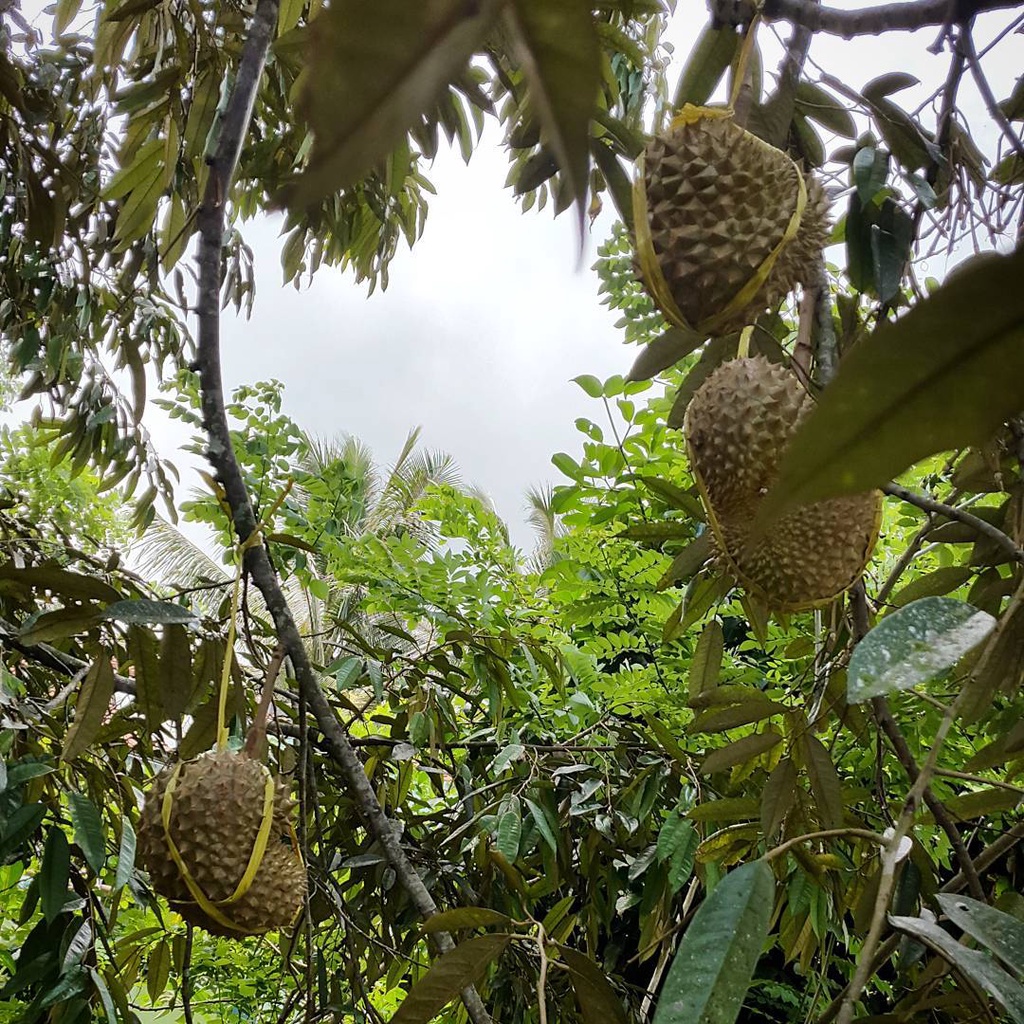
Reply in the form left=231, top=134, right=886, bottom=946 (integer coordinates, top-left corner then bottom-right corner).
left=754, top=0, right=1024, bottom=38
left=883, top=482, right=1024, bottom=564
left=190, top=4, right=491, bottom=1021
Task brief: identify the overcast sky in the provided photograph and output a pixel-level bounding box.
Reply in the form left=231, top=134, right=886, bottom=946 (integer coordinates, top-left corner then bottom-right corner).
left=9, top=1, right=1023, bottom=551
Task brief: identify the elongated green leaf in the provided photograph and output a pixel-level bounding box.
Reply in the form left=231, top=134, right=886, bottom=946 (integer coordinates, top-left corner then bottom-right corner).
left=496, top=808, right=522, bottom=862
left=62, top=656, right=116, bottom=761
left=761, top=247, right=1024, bottom=521
left=391, top=934, right=510, bottom=1024
left=0, top=802, right=46, bottom=860
left=659, top=533, right=713, bottom=591
left=890, top=566, right=973, bottom=608
left=40, top=827, right=71, bottom=922
left=657, top=811, right=695, bottom=862
left=652, top=860, right=774, bottom=1024
left=68, top=792, right=105, bottom=873
left=159, top=623, right=192, bottom=719
left=290, top=0, right=501, bottom=207
left=19, top=607, right=105, bottom=645
left=890, top=913, right=1024, bottom=1022
left=0, top=565, right=120, bottom=603
left=147, top=940, right=171, bottom=1003
left=935, top=894, right=1024, bottom=974
left=421, top=907, right=513, bottom=934
left=690, top=699, right=786, bottom=733
left=525, top=797, right=559, bottom=853
left=760, top=757, right=796, bottom=840
left=700, top=730, right=782, bottom=775
left=672, top=22, right=739, bottom=109
left=103, top=599, right=195, bottom=625
left=114, top=816, right=136, bottom=890
left=847, top=597, right=995, bottom=703
left=862, top=72, right=920, bottom=102
left=558, top=944, right=629, bottom=1024
left=90, top=968, right=118, bottom=1024
left=627, top=327, right=705, bottom=382
left=688, top=619, right=724, bottom=701
left=128, top=625, right=162, bottom=732
left=508, top=0, right=600, bottom=232
left=800, top=734, right=843, bottom=830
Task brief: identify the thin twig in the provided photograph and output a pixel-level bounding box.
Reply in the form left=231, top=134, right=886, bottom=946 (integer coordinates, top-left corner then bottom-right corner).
left=189, top=3, right=491, bottom=1021
left=962, top=24, right=1024, bottom=162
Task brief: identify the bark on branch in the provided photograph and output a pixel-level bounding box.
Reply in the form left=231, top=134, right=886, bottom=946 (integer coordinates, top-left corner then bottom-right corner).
left=711, top=0, right=1024, bottom=37
left=190, top=3, right=491, bottom=1020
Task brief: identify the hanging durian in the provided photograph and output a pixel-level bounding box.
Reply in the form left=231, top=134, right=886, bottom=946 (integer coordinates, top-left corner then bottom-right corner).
left=636, top=106, right=831, bottom=336
left=138, top=748, right=306, bottom=937
left=685, top=356, right=880, bottom=610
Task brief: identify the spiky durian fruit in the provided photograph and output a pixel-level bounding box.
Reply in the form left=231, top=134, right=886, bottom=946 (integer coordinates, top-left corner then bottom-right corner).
left=138, top=750, right=306, bottom=937
left=685, top=357, right=880, bottom=610
left=642, top=110, right=831, bottom=334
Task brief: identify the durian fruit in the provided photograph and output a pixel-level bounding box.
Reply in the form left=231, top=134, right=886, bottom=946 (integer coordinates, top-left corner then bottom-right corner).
left=138, top=749, right=306, bottom=936
left=685, top=356, right=880, bottom=611
left=642, top=109, right=831, bottom=335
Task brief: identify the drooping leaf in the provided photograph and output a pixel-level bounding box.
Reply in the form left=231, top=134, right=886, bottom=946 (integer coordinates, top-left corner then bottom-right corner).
left=40, top=827, right=71, bottom=922
left=889, top=566, right=973, bottom=608
left=525, top=797, right=559, bottom=853
left=672, top=22, right=739, bottom=109
left=627, top=327, right=706, bottom=382
left=558, top=944, right=629, bottom=1024
left=889, top=913, right=1024, bottom=1022
left=114, top=816, right=136, bottom=891
left=508, top=0, right=601, bottom=233
left=146, top=940, right=171, bottom=1003
left=935, top=894, right=1024, bottom=975
left=62, top=656, right=116, bottom=761
left=652, top=860, right=774, bottom=1024
left=799, top=734, right=844, bottom=830
left=657, top=810, right=695, bottom=862
left=760, top=757, right=796, bottom=840
left=420, top=907, right=513, bottom=934
left=290, top=0, right=502, bottom=207
left=68, top=792, right=105, bottom=874
left=0, top=802, right=46, bottom=861
left=688, top=619, right=724, bottom=701
left=128, top=625, right=162, bottom=732
left=847, top=598, right=996, bottom=703
left=761, top=247, right=1024, bottom=521
left=159, top=623, right=192, bottom=719
left=658, top=534, right=713, bottom=590
left=391, top=934, right=511, bottom=1024
left=496, top=808, right=523, bottom=862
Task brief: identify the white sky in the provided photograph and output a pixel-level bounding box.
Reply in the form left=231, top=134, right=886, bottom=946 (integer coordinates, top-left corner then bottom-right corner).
left=8, top=1, right=1023, bottom=551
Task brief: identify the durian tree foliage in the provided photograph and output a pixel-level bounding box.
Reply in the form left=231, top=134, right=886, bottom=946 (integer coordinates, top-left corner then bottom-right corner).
left=2, top=0, right=1024, bottom=1023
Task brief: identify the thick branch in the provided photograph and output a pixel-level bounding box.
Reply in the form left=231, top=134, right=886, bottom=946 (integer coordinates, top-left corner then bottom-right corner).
left=757, top=0, right=1024, bottom=38
left=190, top=4, right=490, bottom=1021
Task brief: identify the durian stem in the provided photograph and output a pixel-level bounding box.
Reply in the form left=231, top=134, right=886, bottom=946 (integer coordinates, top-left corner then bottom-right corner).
left=244, top=644, right=286, bottom=759
left=191, top=3, right=492, bottom=1020
left=216, top=555, right=245, bottom=751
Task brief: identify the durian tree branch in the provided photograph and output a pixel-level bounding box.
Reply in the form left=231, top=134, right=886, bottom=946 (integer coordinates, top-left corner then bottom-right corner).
left=882, top=481, right=1024, bottom=564
left=711, top=0, right=1024, bottom=37
left=190, top=4, right=492, bottom=1022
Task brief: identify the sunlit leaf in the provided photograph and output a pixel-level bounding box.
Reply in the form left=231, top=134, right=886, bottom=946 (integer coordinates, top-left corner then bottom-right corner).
left=890, top=566, right=973, bottom=607
left=700, top=730, right=782, bottom=774
left=102, top=599, right=196, bottom=624
left=935, top=894, right=1024, bottom=975
left=848, top=597, right=995, bottom=703
left=652, top=860, right=774, bottom=1024
left=762, top=247, right=1024, bottom=519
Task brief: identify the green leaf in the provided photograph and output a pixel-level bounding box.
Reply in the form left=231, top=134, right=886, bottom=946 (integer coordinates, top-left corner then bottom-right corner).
left=90, top=969, right=118, bottom=1024
left=688, top=620, right=724, bottom=701
left=40, top=827, right=71, bottom=922
left=800, top=735, right=843, bottom=830
left=672, top=22, right=739, bottom=109
left=862, top=72, right=920, bottom=102
left=62, top=655, right=116, bottom=761
left=159, top=623, right=192, bottom=720
left=657, top=810, right=695, bottom=862
left=847, top=597, right=996, bottom=703
left=652, top=860, right=774, bottom=1024
left=626, top=327, right=705, bottom=382
left=0, top=802, right=46, bottom=860
left=19, top=607, right=105, bottom=645
left=889, top=913, right=1024, bottom=1022
left=658, top=533, right=713, bottom=591
left=0, top=565, right=120, bottom=603
left=289, top=0, right=501, bottom=207
left=795, top=81, right=856, bottom=138
left=573, top=374, right=604, bottom=398
left=890, top=566, right=973, bottom=607
left=935, top=894, right=1024, bottom=974
left=689, top=699, right=786, bottom=733
left=146, top=940, right=171, bottom=1003
left=552, top=452, right=582, bottom=481
left=508, top=0, right=600, bottom=233
left=558, top=945, right=629, bottom=1024
left=128, top=625, right=163, bottom=732
left=102, top=599, right=196, bottom=625
left=68, top=793, right=105, bottom=874
left=421, top=907, right=513, bottom=934
left=525, top=797, right=559, bottom=853
left=700, top=730, right=782, bottom=775
left=391, top=934, right=510, bottom=1024
left=496, top=808, right=522, bottom=861
left=762, top=247, right=1024, bottom=519
left=114, top=816, right=136, bottom=890
left=760, top=757, right=796, bottom=840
